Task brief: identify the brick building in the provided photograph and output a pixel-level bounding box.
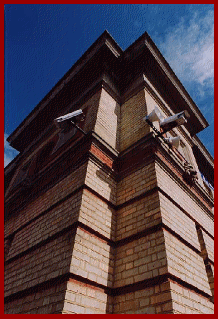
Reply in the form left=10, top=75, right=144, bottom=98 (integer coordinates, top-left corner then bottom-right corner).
left=4, top=31, right=214, bottom=314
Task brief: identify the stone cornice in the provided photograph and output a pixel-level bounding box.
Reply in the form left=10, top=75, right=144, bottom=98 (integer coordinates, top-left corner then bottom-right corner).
left=6, top=31, right=210, bottom=154
left=192, top=135, right=214, bottom=167
left=7, top=31, right=122, bottom=152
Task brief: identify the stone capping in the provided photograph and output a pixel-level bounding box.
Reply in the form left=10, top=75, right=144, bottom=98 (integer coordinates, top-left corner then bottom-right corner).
left=91, top=131, right=119, bottom=158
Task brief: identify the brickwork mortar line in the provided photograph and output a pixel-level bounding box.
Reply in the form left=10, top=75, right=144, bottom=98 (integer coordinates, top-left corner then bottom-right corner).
left=4, top=271, right=213, bottom=304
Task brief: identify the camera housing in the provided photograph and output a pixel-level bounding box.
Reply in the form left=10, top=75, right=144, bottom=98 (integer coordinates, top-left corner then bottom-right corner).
left=165, top=136, right=181, bottom=149
left=54, top=109, right=85, bottom=130
left=144, top=107, right=164, bottom=123
left=160, top=110, right=190, bottom=133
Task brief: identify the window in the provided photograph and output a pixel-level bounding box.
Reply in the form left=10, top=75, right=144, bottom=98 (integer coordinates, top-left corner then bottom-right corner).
left=200, top=172, right=214, bottom=198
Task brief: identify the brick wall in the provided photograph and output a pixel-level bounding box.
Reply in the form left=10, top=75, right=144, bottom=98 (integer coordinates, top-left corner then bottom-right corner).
left=4, top=162, right=87, bottom=238
left=200, top=229, right=214, bottom=263
left=62, top=280, right=113, bottom=314
left=117, top=162, right=157, bottom=206
left=4, top=230, right=75, bottom=299
left=83, top=90, right=102, bottom=133
left=70, top=227, right=114, bottom=288
left=116, top=192, right=161, bottom=241
left=120, top=89, right=149, bottom=151
left=79, top=189, right=116, bottom=240
left=4, top=84, right=214, bottom=314
left=6, top=192, right=82, bottom=261
left=58, top=155, right=117, bottom=314
left=4, top=282, right=67, bottom=314
left=94, top=88, right=120, bottom=150
left=85, top=160, right=117, bottom=205
left=4, top=161, right=88, bottom=313
left=159, top=192, right=201, bottom=251
left=156, top=163, right=214, bottom=236
left=114, top=230, right=167, bottom=288
left=163, top=230, right=211, bottom=295
left=169, top=281, right=214, bottom=314
left=113, top=281, right=173, bottom=314
left=196, top=226, right=214, bottom=299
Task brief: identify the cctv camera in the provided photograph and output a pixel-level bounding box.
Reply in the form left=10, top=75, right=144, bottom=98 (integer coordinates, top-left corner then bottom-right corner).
left=160, top=110, right=190, bottom=133
left=54, top=109, right=85, bottom=130
left=144, top=107, right=164, bottom=123
left=55, top=109, right=84, bottom=123
left=165, top=136, right=181, bottom=149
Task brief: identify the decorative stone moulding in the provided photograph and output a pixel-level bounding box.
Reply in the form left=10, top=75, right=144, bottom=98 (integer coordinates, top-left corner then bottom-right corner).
left=183, top=161, right=198, bottom=185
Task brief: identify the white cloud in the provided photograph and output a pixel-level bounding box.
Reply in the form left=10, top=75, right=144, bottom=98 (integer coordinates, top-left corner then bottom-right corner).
left=4, top=133, right=19, bottom=168
left=157, top=10, right=214, bottom=97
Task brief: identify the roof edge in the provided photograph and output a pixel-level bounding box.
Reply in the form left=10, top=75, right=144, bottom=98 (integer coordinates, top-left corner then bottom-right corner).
left=192, top=135, right=214, bottom=165
left=123, top=32, right=209, bottom=133
left=7, top=30, right=122, bottom=147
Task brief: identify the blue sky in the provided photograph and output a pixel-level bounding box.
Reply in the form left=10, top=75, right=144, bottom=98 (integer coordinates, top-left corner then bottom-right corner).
left=4, top=4, right=214, bottom=167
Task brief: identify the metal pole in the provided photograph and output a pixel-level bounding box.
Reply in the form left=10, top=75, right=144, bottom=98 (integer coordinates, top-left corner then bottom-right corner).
left=70, top=120, right=87, bottom=136
left=145, top=119, right=169, bottom=144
